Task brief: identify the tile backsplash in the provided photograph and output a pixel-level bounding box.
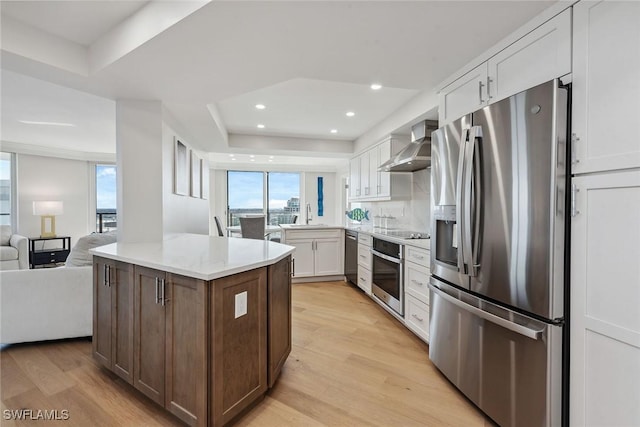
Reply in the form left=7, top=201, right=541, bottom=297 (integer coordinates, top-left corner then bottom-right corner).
left=349, top=168, right=431, bottom=233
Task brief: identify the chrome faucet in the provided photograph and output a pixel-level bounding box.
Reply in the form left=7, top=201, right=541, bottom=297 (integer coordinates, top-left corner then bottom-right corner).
left=306, top=203, right=312, bottom=224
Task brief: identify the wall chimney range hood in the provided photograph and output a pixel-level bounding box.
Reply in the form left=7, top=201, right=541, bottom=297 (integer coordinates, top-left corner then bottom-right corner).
left=378, top=120, right=438, bottom=172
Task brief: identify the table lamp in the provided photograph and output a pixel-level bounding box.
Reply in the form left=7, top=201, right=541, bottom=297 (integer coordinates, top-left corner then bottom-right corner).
left=33, top=201, right=63, bottom=238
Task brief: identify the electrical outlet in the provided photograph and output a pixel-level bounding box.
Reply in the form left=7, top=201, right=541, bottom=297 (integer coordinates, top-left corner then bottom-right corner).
left=235, top=291, right=247, bottom=318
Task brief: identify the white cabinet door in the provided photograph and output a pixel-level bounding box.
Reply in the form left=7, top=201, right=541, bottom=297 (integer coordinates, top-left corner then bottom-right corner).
left=288, top=239, right=315, bottom=278
left=314, top=238, right=343, bottom=276
left=405, top=294, right=429, bottom=343
left=357, top=265, right=372, bottom=295
left=570, top=170, right=640, bottom=427
left=360, top=151, right=371, bottom=198
left=487, top=9, right=571, bottom=104
left=349, top=157, right=361, bottom=200
left=376, top=139, right=392, bottom=198
left=439, top=63, right=488, bottom=124
left=369, top=146, right=379, bottom=198
left=572, top=1, right=640, bottom=174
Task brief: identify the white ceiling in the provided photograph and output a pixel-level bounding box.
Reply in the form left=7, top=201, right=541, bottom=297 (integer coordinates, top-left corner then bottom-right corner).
left=0, top=1, right=558, bottom=163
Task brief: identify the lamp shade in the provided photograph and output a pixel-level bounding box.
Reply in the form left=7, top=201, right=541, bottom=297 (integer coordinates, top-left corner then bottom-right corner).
left=33, top=201, right=64, bottom=216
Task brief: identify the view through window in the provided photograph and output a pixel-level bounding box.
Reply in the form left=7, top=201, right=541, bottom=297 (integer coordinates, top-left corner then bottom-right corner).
left=0, top=152, right=13, bottom=227
left=96, top=164, right=117, bottom=232
left=227, top=171, right=300, bottom=228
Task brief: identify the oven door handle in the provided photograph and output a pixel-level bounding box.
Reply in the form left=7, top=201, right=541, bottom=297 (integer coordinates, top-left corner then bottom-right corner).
left=371, top=249, right=402, bottom=264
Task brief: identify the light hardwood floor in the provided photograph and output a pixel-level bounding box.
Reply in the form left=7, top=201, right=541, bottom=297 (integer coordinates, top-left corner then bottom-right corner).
left=1, top=281, right=493, bottom=426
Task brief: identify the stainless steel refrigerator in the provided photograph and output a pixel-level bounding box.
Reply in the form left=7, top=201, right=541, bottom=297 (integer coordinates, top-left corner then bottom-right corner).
left=429, top=79, right=569, bottom=427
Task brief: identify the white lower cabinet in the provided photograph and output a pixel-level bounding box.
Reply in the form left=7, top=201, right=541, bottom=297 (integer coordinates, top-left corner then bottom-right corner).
left=403, top=245, right=431, bottom=343
left=357, top=265, right=372, bottom=296
left=570, top=170, right=640, bottom=427
left=357, top=234, right=372, bottom=295
left=283, top=228, right=344, bottom=279
left=405, top=294, right=429, bottom=342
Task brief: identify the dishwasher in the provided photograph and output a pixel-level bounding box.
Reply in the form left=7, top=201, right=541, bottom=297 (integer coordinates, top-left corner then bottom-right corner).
left=344, top=230, right=358, bottom=285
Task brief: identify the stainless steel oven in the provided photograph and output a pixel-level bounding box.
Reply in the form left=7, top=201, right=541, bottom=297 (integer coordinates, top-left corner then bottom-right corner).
left=371, top=237, right=404, bottom=316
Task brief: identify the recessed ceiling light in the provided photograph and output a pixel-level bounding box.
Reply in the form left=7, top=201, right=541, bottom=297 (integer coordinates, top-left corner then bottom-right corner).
left=370, top=83, right=382, bottom=90
left=269, top=156, right=274, bottom=159
left=229, top=153, right=234, bottom=157
left=257, top=124, right=265, bottom=129
left=330, top=129, right=338, bottom=134
left=19, top=120, right=76, bottom=127
left=268, top=159, right=273, bottom=162
left=250, top=159, right=255, bottom=162
left=255, top=104, right=266, bottom=110
left=231, top=158, right=236, bottom=161
left=346, top=112, right=355, bottom=117
left=249, top=155, right=255, bottom=158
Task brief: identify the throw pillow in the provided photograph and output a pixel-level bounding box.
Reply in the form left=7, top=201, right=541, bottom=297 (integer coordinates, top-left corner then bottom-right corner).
left=0, top=225, right=12, bottom=246
left=66, top=232, right=117, bottom=267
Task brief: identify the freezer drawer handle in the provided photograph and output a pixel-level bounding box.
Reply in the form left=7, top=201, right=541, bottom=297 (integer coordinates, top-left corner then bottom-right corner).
left=429, top=284, right=544, bottom=340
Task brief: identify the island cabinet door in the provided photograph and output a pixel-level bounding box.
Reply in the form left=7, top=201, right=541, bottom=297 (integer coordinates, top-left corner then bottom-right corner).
left=93, top=257, right=112, bottom=368
left=133, top=266, right=167, bottom=406
left=93, top=258, right=134, bottom=384
left=211, top=267, right=268, bottom=426
left=267, top=256, right=292, bottom=388
left=164, top=273, right=208, bottom=426
left=111, top=261, right=134, bottom=385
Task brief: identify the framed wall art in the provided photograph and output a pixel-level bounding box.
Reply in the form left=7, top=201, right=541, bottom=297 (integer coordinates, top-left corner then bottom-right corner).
left=174, top=138, right=189, bottom=196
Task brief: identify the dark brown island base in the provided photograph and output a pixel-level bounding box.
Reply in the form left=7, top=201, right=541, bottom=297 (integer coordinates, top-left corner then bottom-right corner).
left=90, top=235, right=293, bottom=426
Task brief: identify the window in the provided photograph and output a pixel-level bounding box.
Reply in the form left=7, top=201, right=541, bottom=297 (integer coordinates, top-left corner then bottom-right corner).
left=0, top=152, right=15, bottom=228
left=96, top=164, right=117, bottom=232
left=227, top=171, right=300, bottom=227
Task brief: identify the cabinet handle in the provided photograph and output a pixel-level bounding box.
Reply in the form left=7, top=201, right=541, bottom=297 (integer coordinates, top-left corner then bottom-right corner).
left=411, top=279, right=424, bottom=287
left=291, top=258, right=296, bottom=277
left=107, top=265, right=111, bottom=287
left=412, top=313, right=424, bottom=322
left=478, top=80, right=485, bottom=104
left=487, top=76, right=493, bottom=99
left=412, top=254, right=425, bottom=260
left=103, top=265, right=108, bottom=287
left=155, top=277, right=160, bottom=304
left=160, top=278, right=166, bottom=306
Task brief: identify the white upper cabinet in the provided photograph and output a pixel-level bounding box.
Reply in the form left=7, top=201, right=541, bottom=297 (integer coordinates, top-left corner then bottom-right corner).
left=572, top=1, right=640, bottom=174
left=487, top=9, right=571, bottom=103
left=439, top=63, right=488, bottom=125
left=348, top=136, right=410, bottom=202
left=439, top=8, right=572, bottom=125
left=349, top=157, right=361, bottom=199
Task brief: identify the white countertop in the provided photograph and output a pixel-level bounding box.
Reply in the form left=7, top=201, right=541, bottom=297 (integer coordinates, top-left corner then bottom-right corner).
left=279, top=224, right=343, bottom=230
left=89, top=233, right=295, bottom=281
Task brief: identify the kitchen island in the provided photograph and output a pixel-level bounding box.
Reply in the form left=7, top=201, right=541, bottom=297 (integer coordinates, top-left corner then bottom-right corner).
left=90, top=234, right=294, bottom=426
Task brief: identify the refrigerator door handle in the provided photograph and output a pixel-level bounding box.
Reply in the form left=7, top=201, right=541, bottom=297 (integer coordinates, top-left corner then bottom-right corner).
left=456, top=128, right=469, bottom=273
left=466, top=125, right=483, bottom=276
left=429, top=283, right=545, bottom=340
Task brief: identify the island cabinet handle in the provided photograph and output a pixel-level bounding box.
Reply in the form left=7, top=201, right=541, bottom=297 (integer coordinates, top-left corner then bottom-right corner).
left=155, top=277, right=160, bottom=304
left=103, top=265, right=108, bottom=287
left=291, top=259, right=296, bottom=277
left=160, top=279, right=166, bottom=306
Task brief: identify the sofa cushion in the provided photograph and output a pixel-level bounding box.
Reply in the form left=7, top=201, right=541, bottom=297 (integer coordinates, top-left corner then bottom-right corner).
left=0, top=225, right=11, bottom=246
left=0, top=246, right=18, bottom=261
left=66, top=232, right=117, bottom=267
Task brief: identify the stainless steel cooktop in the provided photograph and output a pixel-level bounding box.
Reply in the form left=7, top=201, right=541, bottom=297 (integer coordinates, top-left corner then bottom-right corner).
left=375, top=229, right=430, bottom=240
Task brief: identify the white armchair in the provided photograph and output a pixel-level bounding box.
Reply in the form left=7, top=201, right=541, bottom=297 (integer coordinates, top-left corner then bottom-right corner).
left=0, top=225, right=28, bottom=270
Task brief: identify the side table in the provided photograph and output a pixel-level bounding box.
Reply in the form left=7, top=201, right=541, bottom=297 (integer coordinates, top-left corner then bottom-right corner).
left=29, top=236, right=72, bottom=268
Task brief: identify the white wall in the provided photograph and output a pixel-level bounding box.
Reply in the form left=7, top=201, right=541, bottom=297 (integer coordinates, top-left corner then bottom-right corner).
left=16, top=154, right=91, bottom=249
left=303, top=171, right=338, bottom=226
left=162, top=122, right=209, bottom=235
